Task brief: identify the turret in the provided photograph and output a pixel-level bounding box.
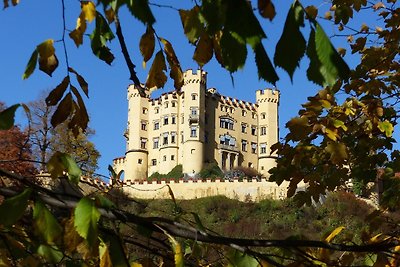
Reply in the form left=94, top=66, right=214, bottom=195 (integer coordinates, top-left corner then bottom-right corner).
left=182, top=69, right=207, bottom=176
left=124, top=84, right=150, bottom=181
left=256, top=89, right=280, bottom=178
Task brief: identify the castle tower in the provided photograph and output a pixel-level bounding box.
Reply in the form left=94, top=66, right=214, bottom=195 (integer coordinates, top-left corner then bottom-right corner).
left=182, top=69, right=206, bottom=176
left=124, top=85, right=150, bottom=181
left=256, top=89, right=280, bottom=178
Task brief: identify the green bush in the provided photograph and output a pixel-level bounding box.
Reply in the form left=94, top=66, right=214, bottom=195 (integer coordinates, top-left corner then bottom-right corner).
left=166, top=164, right=183, bottom=179
left=199, top=161, right=223, bottom=179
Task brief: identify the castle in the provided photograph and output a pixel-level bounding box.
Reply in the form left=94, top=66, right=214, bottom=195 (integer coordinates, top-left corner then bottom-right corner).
left=113, top=69, right=279, bottom=182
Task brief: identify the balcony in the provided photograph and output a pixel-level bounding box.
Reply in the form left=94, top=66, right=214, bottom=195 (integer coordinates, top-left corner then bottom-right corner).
left=218, top=143, right=239, bottom=152
left=189, top=114, right=199, bottom=124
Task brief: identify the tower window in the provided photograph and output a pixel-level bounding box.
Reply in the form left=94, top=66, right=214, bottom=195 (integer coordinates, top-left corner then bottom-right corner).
left=242, top=110, right=246, bottom=116
left=155, top=107, right=159, bottom=114
left=190, top=127, right=197, bottom=137
left=260, top=143, right=267, bottom=154
left=191, top=107, right=198, bottom=115
left=171, top=116, right=176, bottom=124
left=251, top=142, right=257, bottom=154
left=192, top=93, right=197, bottom=100
left=140, top=138, right=147, bottom=149
left=163, top=155, right=166, bottom=161
left=241, top=140, right=247, bottom=152
left=153, top=138, right=159, bottom=149
left=172, top=101, right=176, bottom=107
left=142, top=108, right=148, bottom=114
left=154, top=121, right=159, bottom=130
left=164, top=102, right=168, bottom=108
left=252, top=112, right=257, bottom=119
left=141, top=121, right=147, bottom=131
left=163, top=133, right=168, bottom=145
left=164, top=116, right=168, bottom=125
left=261, top=113, right=266, bottom=119
left=241, top=123, right=247, bottom=133
left=260, top=126, right=267, bottom=135
left=171, top=155, right=175, bottom=161
left=171, top=132, right=176, bottom=143
left=251, top=126, right=257, bottom=135
left=151, top=159, right=157, bottom=166
left=220, top=118, right=234, bottom=130
left=138, top=159, right=142, bottom=164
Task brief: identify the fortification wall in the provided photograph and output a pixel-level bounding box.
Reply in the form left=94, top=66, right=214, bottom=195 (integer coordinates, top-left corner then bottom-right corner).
left=122, top=179, right=302, bottom=202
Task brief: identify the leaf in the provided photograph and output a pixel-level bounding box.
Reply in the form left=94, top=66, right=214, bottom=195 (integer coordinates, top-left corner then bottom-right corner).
left=99, top=239, right=112, bottom=267
left=37, top=39, right=58, bottom=77
left=22, top=49, right=38, bottom=79
left=37, top=245, right=63, bottom=264
left=325, top=226, right=345, bottom=242
left=126, top=0, right=155, bottom=25
left=274, top=1, right=306, bottom=81
left=193, top=32, right=213, bottom=67
left=286, top=116, right=310, bottom=141
left=0, top=189, right=31, bottom=227
left=145, top=50, right=167, bottom=91
left=314, top=23, right=350, bottom=85
left=305, top=5, right=318, bottom=20
left=51, top=92, right=73, bottom=128
left=68, top=67, right=89, bottom=98
left=198, top=0, right=224, bottom=35
left=378, top=120, right=394, bottom=137
left=70, top=14, right=87, bottom=47
left=160, top=229, right=184, bottom=267
left=90, top=13, right=115, bottom=65
left=220, top=30, right=247, bottom=72
left=139, top=26, right=155, bottom=66
left=81, top=1, right=96, bottom=22
left=306, top=28, right=326, bottom=86
left=46, top=76, right=70, bottom=106
left=103, top=232, right=129, bottom=267
left=33, top=201, right=62, bottom=244
left=179, top=7, right=204, bottom=44
left=160, top=38, right=184, bottom=89
left=70, top=85, right=89, bottom=131
left=258, top=0, right=276, bottom=20
left=74, top=197, right=101, bottom=248
left=95, top=194, right=115, bottom=209
left=226, top=250, right=259, bottom=267
left=325, top=141, right=348, bottom=164
left=253, top=42, right=279, bottom=85
left=0, top=104, right=20, bottom=130
left=46, top=151, right=82, bottom=183
left=325, top=128, right=338, bottom=141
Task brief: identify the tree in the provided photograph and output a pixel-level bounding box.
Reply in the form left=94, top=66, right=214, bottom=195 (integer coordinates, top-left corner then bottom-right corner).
left=1, top=0, right=400, bottom=266
left=28, top=96, right=100, bottom=174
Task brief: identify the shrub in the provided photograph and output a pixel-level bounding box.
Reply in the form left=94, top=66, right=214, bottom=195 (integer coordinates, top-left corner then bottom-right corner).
left=199, top=161, right=223, bottom=179
left=166, top=164, right=183, bottom=179
left=233, top=166, right=261, bottom=178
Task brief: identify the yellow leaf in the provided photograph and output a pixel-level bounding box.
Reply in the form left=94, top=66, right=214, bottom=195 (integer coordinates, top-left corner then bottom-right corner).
left=140, top=27, right=155, bottom=64
left=378, top=120, right=394, bottom=137
left=81, top=1, right=96, bottom=22
left=324, top=128, right=338, bottom=141
left=325, top=142, right=348, bottom=164
left=130, top=263, right=143, bottom=267
left=157, top=227, right=184, bottom=267
left=324, top=11, right=332, bottom=20
left=333, top=119, right=348, bottom=131
left=325, top=226, right=345, bottom=243
left=69, top=15, right=87, bottom=47
left=145, top=51, right=167, bottom=91
left=193, top=32, right=213, bottom=67
left=37, top=39, right=55, bottom=59
left=319, top=99, right=331, bottom=109
left=99, top=239, right=112, bottom=267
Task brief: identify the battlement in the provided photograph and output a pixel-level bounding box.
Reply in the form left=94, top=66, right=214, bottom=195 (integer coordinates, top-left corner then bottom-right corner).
left=127, top=84, right=150, bottom=99
left=183, top=69, right=207, bottom=85
left=256, top=89, right=280, bottom=104
left=219, top=95, right=257, bottom=111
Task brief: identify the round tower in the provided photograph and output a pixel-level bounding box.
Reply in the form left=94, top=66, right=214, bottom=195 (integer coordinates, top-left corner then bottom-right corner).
left=256, top=89, right=280, bottom=178
left=124, top=84, right=150, bottom=182
left=182, top=69, right=206, bottom=176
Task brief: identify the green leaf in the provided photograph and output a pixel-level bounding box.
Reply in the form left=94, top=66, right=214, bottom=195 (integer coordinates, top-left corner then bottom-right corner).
left=253, top=42, right=279, bottom=85
left=33, top=201, right=62, bottom=244
left=0, top=104, right=20, bottom=130
left=314, top=23, right=350, bottom=85
left=325, top=141, right=348, bottom=164
left=45, top=76, right=70, bottom=106
left=193, top=32, right=213, bottom=67
left=220, top=30, right=247, bottom=72
left=306, top=28, right=325, bottom=86
left=0, top=188, right=31, bottom=227
left=199, top=0, right=225, bottom=35
left=50, top=92, right=73, bottom=128
left=179, top=7, right=204, bottom=44
left=90, top=12, right=115, bottom=65
left=274, top=1, right=306, bottom=81
left=95, top=194, right=115, bottom=209
left=225, top=0, right=266, bottom=48
left=22, top=49, right=38, bottom=79
left=103, top=232, right=129, bottom=267
left=126, top=0, right=155, bottom=25
left=378, top=120, right=394, bottom=137
left=226, top=250, right=259, bottom=267
left=37, top=244, right=63, bottom=264
left=46, top=151, right=82, bottom=183
left=74, top=197, right=101, bottom=248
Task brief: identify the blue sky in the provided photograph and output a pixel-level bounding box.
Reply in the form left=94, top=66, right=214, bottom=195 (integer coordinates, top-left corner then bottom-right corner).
left=0, top=1, right=372, bottom=178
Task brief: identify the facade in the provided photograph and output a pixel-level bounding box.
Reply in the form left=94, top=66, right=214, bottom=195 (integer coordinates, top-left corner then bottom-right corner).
left=113, top=69, right=279, bottom=182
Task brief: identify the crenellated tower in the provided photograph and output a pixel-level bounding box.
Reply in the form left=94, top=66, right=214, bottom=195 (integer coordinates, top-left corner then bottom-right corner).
left=181, top=69, right=207, bottom=176
left=256, top=89, right=280, bottom=178
left=124, top=85, right=150, bottom=181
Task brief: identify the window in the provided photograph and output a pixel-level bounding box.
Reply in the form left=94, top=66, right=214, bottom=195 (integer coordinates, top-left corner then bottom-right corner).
left=142, top=108, right=147, bottom=114
left=251, top=126, right=257, bottom=135
left=191, top=107, right=198, bottom=115
left=164, top=102, right=168, bottom=108
left=181, top=131, right=184, bottom=143
left=151, top=159, right=157, bottom=166
left=171, top=116, right=176, bottom=124
left=163, top=155, right=166, bottom=161
left=191, top=93, right=197, bottom=100
left=153, top=138, right=159, bottom=149
left=155, top=107, right=159, bottom=114
left=154, top=121, right=159, bottom=130
left=171, top=155, right=175, bottom=161
left=241, top=140, right=247, bottom=152
left=220, top=105, right=224, bottom=111
left=220, top=118, right=234, bottom=130
left=230, top=107, right=234, bottom=113
left=261, top=166, right=264, bottom=170
left=141, top=121, right=147, bottom=131
left=261, top=112, right=266, bottom=119
left=190, top=126, right=197, bottom=137
left=171, top=132, right=176, bottom=143
left=260, top=126, right=267, bottom=135
left=138, top=159, right=142, bottom=164
left=172, top=101, right=176, bottom=107
left=251, top=142, right=257, bottom=154
left=219, top=135, right=236, bottom=146
left=181, top=114, right=184, bottom=124
left=241, top=123, right=247, bottom=133
left=260, top=143, right=267, bottom=154
left=163, top=133, right=168, bottom=145
left=163, top=116, right=168, bottom=125
left=252, top=112, right=257, bottom=119
left=242, top=110, right=246, bottom=116
left=140, top=138, right=147, bottom=149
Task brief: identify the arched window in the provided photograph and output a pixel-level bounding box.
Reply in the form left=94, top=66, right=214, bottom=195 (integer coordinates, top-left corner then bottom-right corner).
left=191, top=93, right=197, bottom=100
